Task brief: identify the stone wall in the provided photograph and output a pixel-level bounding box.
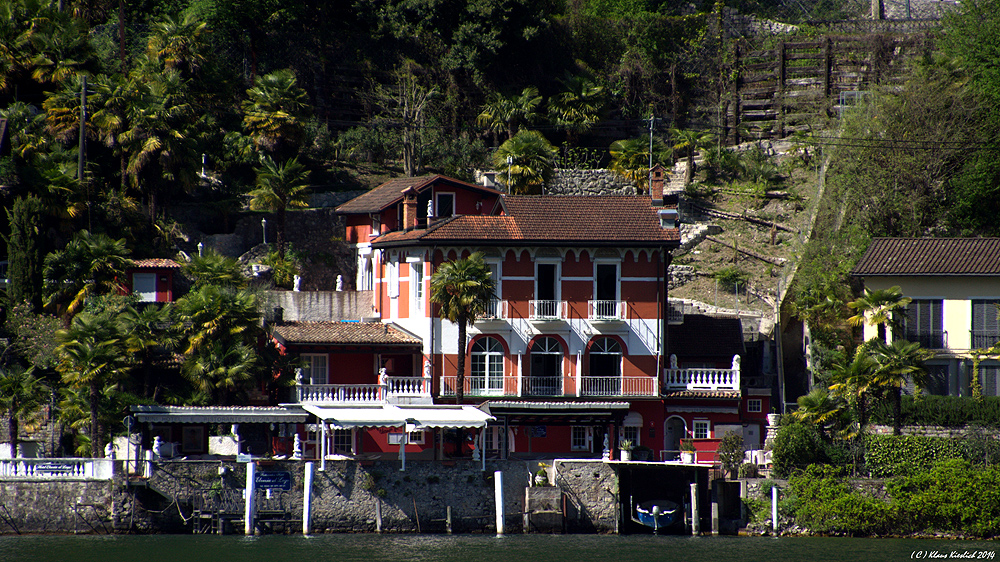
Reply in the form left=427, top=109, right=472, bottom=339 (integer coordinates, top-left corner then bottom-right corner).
left=545, top=169, right=637, bottom=196
left=553, top=460, right=619, bottom=534
left=267, top=290, right=374, bottom=322
left=0, top=479, right=114, bottom=534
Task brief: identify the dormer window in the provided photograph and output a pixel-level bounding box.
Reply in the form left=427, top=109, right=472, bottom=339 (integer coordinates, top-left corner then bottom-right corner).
left=436, top=193, right=455, bottom=218
left=372, top=214, right=381, bottom=235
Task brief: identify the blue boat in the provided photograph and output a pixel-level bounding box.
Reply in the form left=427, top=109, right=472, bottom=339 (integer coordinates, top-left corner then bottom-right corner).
left=634, top=499, right=680, bottom=533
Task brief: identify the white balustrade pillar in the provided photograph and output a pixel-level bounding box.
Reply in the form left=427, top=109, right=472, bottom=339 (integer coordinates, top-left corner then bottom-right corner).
left=244, top=462, right=256, bottom=535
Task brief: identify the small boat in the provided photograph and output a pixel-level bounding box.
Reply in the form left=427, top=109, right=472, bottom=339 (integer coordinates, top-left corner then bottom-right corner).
left=634, top=499, right=680, bottom=533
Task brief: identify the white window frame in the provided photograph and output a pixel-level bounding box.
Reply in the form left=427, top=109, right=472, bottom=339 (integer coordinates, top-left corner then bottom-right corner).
left=133, top=272, right=157, bottom=302
left=571, top=426, right=593, bottom=451
left=387, top=260, right=399, bottom=299
left=622, top=411, right=642, bottom=447
left=332, top=429, right=354, bottom=454
left=301, top=353, right=329, bottom=385
left=748, top=399, right=763, bottom=413
left=371, top=214, right=381, bottom=236
left=534, top=260, right=561, bottom=302
left=435, top=192, right=455, bottom=218
left=593, top=260, right=620, bottom=303
left=471, top=337, right=505, bottom=394
left=693, top=420, right=710, bottom=440
left=411, top=261, right=424, bottom=310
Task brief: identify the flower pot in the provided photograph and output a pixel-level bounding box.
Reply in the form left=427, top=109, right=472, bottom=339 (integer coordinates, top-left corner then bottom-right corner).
left=767, top=413, right=780, bottom=427
left=681, top=451, right=696, bottom=464
left=620, top=450, right=632, bottom=461
left=534, top=474, right=548, bottom=486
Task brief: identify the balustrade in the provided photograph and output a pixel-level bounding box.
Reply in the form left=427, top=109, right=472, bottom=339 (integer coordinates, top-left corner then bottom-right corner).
left=0, top=458, right=114, bottom=480
left=663, top=368, right=740, bottom=391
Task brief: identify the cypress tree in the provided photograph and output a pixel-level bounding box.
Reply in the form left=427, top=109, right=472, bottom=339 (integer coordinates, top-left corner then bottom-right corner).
left=6, top=196, right=45, bottom=312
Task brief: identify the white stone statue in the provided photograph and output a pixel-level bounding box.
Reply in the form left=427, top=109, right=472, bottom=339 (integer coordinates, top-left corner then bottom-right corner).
left=152, top=435, right=166, bottom=459
left=423, top=359, right=432, bottom=379
left=670, top=354, right=678, bottom=369
left=293, top=275, right=301, bottom=291
left=602, top=434, right=610, bottom=460
left=732, top=354, right=741, bottom=372
left=472, top=434, right=481, bottom=462
left=336, top=275, right=343, bottom=291
left=104, top=442, right=115, bottom=459
left=295, top=367, right=303, bottom=384
left=292, top=434, right=302, bottom=460
left=427, top=200, right=434, bottom=220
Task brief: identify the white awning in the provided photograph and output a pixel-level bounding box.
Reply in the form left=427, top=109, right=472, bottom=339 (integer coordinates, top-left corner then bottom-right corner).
left=303, top=404, right=493, bottom=429
left=132, top=405, right=308, bottom=424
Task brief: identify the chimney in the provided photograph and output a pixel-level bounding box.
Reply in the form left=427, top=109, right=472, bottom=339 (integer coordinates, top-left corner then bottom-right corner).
left=402, top=186, right=418, bottom=229
left=650, top=164, right=665, bottom=206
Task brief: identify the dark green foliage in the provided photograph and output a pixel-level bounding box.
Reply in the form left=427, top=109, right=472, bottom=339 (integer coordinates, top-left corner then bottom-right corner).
left=771, top=422, right=850, bottom=477
left=6, top=196, right=46, bottom=312
left=717, top=431, right=745, bottom=478
left=786, top=465, right=896, bottom=536
left=713, top=266, right=749, bottom=291
left=888, top=459, right=1000, bottom=537
left=865, top=435, right=963, bottom=477
left=870, top=395, right=1000, bottom=428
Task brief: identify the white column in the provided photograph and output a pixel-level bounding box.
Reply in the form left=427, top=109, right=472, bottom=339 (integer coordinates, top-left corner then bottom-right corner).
left=320, top=423, right=327, bottom=472
left=771, top=485, right=779, bottom=533
left=302, top=462, right=314, bottom=535
left=244, top=462, right=256, bottom=535
left=494, top=470, right=504, bottom=536
left=690, top=482, right=700, bottom=535
left=576, top=351, right=582, bottom=397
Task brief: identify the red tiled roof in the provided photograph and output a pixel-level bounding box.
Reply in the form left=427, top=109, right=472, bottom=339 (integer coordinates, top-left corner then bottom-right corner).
left=272, top=322, right=422, bottom=346
left=336, top=175, right=501, bottom=214
left=853, top=238, right=1000, bottom=276
left=373, top=195, right=679, bottom=247
left=132, top=258, right=182, bottom=269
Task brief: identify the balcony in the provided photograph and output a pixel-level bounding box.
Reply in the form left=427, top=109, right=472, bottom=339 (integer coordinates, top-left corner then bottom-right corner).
left=476, top=299, right=508, bottom=322
left=296, top=377, right=431, bottom=404
left=522, top=376, right=563, bottom=397
left=972, top=330, right=1000, bottom=349
left=529, top=300, right=567, bottom=321
left=663, top=368, right=740, bottom=391
left=440, top=375, right=515, bottom=397
left=896, top=331, right=947, bottom=349
left=588, top=300, right=626, bottom=322
left=580, top=375, right=658, bottom=397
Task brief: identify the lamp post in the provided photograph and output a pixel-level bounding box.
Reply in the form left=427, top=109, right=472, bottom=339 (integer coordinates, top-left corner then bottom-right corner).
left=197, top=242, right=203, bottom=257
left=261, top=218, right=268, bottom=245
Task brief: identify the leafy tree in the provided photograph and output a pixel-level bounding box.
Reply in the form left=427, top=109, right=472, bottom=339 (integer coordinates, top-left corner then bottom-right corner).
left=792, top=387, right=849, bottom=439
left=249, top=156, right=311, bottom=260
left=55, top=312, right=130, bottom=457
left=43, top=229, right=132, bottom=317
left=6, top=195, right=46, bottom=312
left=716, top=431, right=745, bottom=479
left=491, top=129, right=558, bottom=194
left=476, top=86, right=542, bottom=142
left=174, top=284, right=261, bottom=355
left=847, top=285, right=911, bottom=343
left=0, top=365, right=49, bottom=458
left=608, top=137, right=668, bottom=193
left=183, top=250, right=247, bottom=289
left=118, top=304, right=178, bottom=400
left=429, top=252, right=496, bottom=404
left=828, top=347, right=879, bottom=432
left=2, top=302, right=61, bottom=370
left=242, top=68, right=311, bottom=159
left=370, top=61, right=440, bottom=177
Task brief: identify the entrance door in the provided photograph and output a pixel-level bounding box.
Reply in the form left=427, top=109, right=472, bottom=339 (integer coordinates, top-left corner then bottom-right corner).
left=663, top=417, right=686, bottom=460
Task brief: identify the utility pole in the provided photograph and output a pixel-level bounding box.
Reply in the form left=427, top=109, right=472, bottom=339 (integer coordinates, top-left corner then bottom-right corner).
left=648, top=113, right=655, bottom=194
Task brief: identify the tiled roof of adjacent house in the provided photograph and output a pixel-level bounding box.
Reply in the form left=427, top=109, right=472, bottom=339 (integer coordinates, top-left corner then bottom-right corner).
left=335, top=175, right=501, bottom=214
left=132, top=258, right=182, bottom=269
left=373, top=195, right=679, bottom=247
left=272, top=321, right=422, bottom=346
left=853, top=238, right=1000, bottom=276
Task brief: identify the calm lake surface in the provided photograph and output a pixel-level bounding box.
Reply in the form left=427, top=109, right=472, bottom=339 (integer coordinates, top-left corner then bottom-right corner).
left=3, top=534, right=997, bottom=562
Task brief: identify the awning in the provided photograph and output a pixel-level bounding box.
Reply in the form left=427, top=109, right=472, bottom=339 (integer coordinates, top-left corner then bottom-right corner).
left=480, top=401, right=631, bottom=425
left=131, top=405, right=308, bottom=424
left=303, top=404, right=493, bottom=429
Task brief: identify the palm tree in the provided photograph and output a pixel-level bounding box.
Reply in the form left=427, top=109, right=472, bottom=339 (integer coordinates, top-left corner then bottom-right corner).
left=249, top=156, right=311, bottom=259
left=43, top=230, right=132, bottom=317
left=870, top=339, right=932, bottom=435
left=847, top=286, right=912, bottom=343
left=118, top=304, right=178, bottom=400
left=491, top=130, right=558, bottom=195
left=145, top=13, right=208, bottom=79
left=182, top=341, right=257, bottom=406
left=175, top=284, right=261, bottom=355
left=183, top=250, right=247, bottom=289
left=0, top=365, right=49, bottom=458
left=548, top=74, right=605, bottom=146
left=242, top=68, right=310, bottom=158
left=609, top=137, right=669, bottom=194
left=477, top=86, right=543, bottom=142
left=828, top=347, right=879, bottom=431
left=430, top=253, right=497, bottom=404
left=670, top=128, right=715, bottom=186
left=792, top=387, right=848, bottom=438
left=55, top=312, right=129, bottom=457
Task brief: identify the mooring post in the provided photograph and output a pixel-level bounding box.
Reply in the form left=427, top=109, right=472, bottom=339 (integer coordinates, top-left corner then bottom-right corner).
left=446, top=506, right=452, bottom=535
left=376, top=498, right=382, bottom=533
left=711, top=482, right=720, bottom=536
left=244, top=462, right=256, bottom=535
left=771, top=485, right=779, bottom=534
left=494, top=470, right=504, bottom=536
left=690, top=482, right=700, bottom=535
left=302, top=461, right=314, bottom=535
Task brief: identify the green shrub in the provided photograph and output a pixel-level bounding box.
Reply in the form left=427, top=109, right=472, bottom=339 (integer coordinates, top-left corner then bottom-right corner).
left=738, top=462, right=760, bottom=478
left=865, top=435, right=963, bottom=477
left=888, top=459, right=1000, bottom=537
left=870, top=395, right=1000, bottom=428
left=713, top=266, right=750, bottom=291
left=771, top=423, right=827, bottom=477
left=786, top=465, right=896, bottom=536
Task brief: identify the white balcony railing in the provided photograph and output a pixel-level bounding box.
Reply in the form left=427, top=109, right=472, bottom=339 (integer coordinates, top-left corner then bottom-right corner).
left=588, top=300, right=626, bottom=321
left=663, top=368, right=740, bottom=391
left=0, top=458, right=114, bottom=480
left=477, top=299, right=508, bottom=321
left=439, top=375, right=513, bottom=397
left=529, top=300, right=567, bottom=321
left=580, top=375, right=658, bottom=397
left=522, top=376, right=564, bottom=396
left=296, top=377, right=431, bottom=404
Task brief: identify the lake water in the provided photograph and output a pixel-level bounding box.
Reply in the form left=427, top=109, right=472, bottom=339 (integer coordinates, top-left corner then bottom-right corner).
left=3, top=534, right=997, bottom=562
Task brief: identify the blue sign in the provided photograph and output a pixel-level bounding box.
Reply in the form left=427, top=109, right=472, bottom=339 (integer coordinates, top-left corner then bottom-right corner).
left=255, top=470, right=292, bottom=491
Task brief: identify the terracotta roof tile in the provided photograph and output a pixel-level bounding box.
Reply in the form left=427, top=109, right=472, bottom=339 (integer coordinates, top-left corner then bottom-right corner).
left=373, top=195, right=679, bottom=247
left=272, top=321, right=421, bottom=346
left=853, top=238, right=1000, bottom=276
left=132, top=258, right=182, bottom=268
left=336, top=175, right=501, bottom=214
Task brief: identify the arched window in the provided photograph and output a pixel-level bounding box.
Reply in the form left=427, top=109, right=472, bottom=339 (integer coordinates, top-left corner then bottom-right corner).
left=471, top=337, right=504, bottom=394
left=586, top=338, right=622, bottom=395
left=529, top=337, right=563, bottom=396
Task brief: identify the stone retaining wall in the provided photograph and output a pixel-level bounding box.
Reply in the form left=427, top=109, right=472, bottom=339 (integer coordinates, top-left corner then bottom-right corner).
left=545, top=169, right=637, bottom=196
left=0, top=480, right=114, bottom=534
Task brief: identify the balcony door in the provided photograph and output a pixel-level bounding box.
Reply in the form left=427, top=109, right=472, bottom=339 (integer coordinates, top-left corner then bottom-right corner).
left=585, top=338, right=622, bottom=395
left=594, top=263, right=619, bottom=318
left=471, top=337, right=504, bottom=394
left=528, top=337, right=563, bottom=396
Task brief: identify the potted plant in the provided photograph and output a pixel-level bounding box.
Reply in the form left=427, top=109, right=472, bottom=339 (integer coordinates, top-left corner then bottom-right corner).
left=534, top=462, right=550, bottom=486
left=680, top=439, right=696, bottom=464
left=619, top=439, right=634, bottom=461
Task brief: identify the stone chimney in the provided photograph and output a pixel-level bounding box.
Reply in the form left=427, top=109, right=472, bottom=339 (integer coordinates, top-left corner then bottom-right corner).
left=650, top=164, right=665, bottom=206
left=401, top=186, right=418, bottom=229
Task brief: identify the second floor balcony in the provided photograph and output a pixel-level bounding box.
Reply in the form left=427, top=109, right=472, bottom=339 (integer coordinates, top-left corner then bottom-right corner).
left=477, top=299, right=508, bottom=322
left=296, top=376, right=432, bottom=405
left=439, top=373, right=659, bottom=398
left=663, top=354, right=741, bottom=391
left=529, top=300, right=567, bottom=321
left=588, top=300, right=626, bottom=321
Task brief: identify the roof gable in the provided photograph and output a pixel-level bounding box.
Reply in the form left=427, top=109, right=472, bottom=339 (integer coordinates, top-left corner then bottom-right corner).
left=853, top=238, right=1000, bottom=276
left=336, top=175, right=501, bottom=215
